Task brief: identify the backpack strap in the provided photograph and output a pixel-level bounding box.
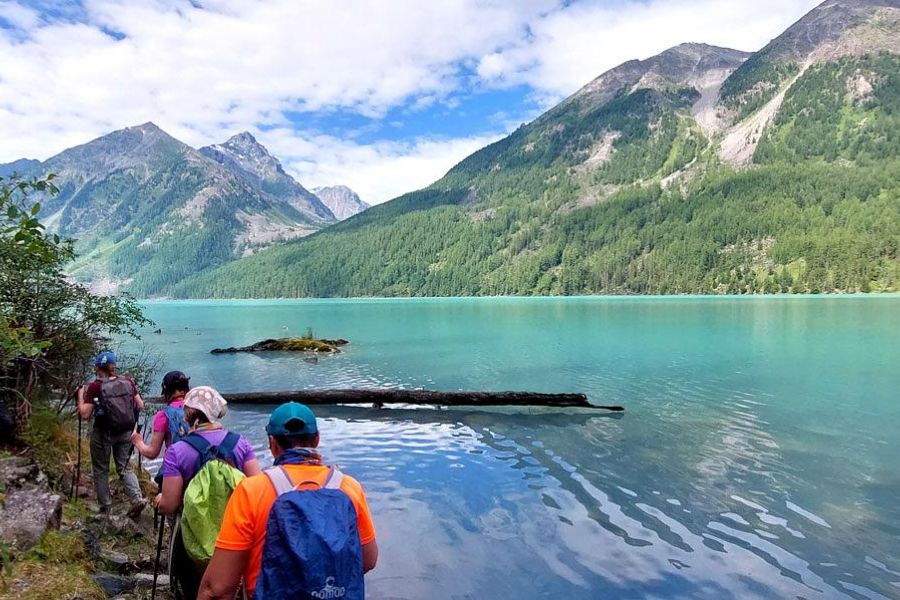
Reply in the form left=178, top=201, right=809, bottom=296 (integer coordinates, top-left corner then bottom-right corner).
left=264, top=467, right=296, bottom=497
left=216, top=432, right=241, bottom=463
left=323, top=467, right=344, bottom=490
left=265, top=466, right=344, bottom=495
left=182, top=432, right=211, bottom=455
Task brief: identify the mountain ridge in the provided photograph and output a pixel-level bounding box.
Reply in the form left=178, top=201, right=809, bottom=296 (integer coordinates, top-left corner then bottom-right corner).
left=0, top=124, right=362, bottom=295
left=172, top=0, right=900, bottom=298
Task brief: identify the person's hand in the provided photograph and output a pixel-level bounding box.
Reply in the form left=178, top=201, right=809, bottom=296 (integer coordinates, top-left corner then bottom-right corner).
left=154, top=493, right=162, bottom=508
left=130, top=431, right=143, bottom=447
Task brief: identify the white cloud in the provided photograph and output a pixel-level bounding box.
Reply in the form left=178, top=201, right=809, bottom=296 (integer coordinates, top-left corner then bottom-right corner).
left=0, top=0, right=822, bottom=204
left=0, top=1, right=39, bottom=30
left=260, top=129, right=505, bottom=206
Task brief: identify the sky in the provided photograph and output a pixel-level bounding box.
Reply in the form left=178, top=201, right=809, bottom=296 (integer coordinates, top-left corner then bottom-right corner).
left=0, top=0, right=821, bottom=205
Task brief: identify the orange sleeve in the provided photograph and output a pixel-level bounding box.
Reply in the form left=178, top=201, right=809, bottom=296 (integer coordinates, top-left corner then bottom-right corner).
left=342, top=476, right=376, bottom=545
left=215, top=478, right=258, bottom=551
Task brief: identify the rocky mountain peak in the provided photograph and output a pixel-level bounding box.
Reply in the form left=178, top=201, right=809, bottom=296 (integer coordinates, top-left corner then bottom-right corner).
left=199, top=134, right=335, bottom=223
left=311, top=185, right=369, bottom=221
left=566, top=43, right=750, bottom=110
left=751, top=0, right=900, bottom=65
left=201, top=133, right=272, bottom=172
left=47, top=122, right=189, bottom=176
left=206, top=131, right=286, bottom=178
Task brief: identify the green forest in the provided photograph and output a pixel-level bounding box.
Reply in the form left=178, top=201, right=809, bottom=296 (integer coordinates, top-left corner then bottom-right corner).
left=173, top=162, right=900, bottom=297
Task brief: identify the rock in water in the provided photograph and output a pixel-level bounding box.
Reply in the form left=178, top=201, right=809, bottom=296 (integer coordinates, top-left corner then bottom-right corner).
left=211, top=337, right=347, bottom=354
left=0, top=489, right=63, bottom=550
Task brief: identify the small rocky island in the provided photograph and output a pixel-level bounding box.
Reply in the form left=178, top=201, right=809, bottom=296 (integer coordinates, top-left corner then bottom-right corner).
left=211, top=336, right=349, bottom=354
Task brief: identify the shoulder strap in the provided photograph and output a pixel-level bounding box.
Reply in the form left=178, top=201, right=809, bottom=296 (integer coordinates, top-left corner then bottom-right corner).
left=265, top=467, right=296, bottom=496
left=216, top=432, right=240, bottom=462
left=266, top=465, right=342, bottom=495
left=182, top=432, right=211, bottom=455
left=323, top=466, right=343, bottom=489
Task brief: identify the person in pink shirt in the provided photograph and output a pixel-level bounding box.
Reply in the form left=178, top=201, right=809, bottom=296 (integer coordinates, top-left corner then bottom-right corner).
left=131, top=370, right=191, bottom=460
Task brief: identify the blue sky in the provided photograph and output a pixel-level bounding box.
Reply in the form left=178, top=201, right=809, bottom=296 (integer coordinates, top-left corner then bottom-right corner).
left=0, top=0, right=820, bottom=204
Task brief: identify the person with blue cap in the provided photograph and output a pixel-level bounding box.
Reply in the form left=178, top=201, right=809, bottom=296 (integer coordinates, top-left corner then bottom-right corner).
left=198, top=402, right=378, bottom=600
left=77, top=351, right=147, bottom=518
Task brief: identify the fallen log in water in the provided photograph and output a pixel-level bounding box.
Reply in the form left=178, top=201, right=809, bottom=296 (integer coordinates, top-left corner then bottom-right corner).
left=148, top=389, right=622, bottom=410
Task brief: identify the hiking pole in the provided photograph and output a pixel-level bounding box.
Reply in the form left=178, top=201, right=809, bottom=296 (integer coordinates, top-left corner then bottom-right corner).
left=152, top=512, right=166, bottom=600
left=71, top=411, right=82, bottom=499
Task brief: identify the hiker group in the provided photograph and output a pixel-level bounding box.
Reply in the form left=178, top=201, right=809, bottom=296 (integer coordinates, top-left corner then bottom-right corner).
left=77, top=352, right=378, bottom=600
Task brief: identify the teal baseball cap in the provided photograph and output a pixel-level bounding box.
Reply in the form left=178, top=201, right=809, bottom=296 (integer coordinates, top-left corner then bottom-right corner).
left=266, top=402, right=318, bottom=436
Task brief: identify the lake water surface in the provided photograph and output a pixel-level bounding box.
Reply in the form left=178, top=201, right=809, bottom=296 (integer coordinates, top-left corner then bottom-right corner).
left=136, top=297, right=900, bottom=599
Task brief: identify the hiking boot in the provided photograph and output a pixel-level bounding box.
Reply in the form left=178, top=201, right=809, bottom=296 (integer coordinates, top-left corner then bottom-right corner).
left=126, top=498, right=147, bottom=520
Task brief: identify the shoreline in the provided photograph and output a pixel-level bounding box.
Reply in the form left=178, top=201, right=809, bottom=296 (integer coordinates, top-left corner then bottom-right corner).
left=138, top=292, right=900, bottom=304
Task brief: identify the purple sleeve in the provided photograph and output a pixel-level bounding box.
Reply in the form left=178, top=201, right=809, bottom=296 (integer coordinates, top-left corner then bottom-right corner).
left=234, top=436, right=257, bottom=472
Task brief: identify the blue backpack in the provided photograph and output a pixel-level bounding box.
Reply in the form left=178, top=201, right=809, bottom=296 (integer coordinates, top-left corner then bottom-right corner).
left=163, top=405, right=191, bottom=445
left=255, top=466, right=364, bottom=600
left=153, top=406, right=193, bottom=488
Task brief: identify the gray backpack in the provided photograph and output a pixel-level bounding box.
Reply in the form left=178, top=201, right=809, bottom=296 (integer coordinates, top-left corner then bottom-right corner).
left=99, top=377, right=138, bottom=433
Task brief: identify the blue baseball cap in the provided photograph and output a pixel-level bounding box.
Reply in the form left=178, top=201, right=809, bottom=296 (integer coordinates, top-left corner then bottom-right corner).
left=266, top=402, right=318, bottom=436
left=93, top=351, right=116, bottom=367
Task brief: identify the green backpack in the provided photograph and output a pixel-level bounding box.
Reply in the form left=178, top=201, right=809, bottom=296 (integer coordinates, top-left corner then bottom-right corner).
left=179, top=432, right=245, bottom=566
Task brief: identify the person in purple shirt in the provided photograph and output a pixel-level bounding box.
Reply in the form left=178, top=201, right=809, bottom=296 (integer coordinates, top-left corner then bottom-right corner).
left=156, top=385, right=262, bottom=515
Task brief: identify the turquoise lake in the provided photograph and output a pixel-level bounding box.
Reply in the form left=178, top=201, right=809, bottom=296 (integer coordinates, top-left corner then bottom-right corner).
left=136, top=297, right=900, bottom=599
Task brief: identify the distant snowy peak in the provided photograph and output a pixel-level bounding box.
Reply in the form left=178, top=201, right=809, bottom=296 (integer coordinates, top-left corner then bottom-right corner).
left=312, top=185, right=369, bottom=220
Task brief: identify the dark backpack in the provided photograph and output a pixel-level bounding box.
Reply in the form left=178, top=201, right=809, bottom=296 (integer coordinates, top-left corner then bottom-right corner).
left=99, top=377, right=138, bottom=433
left=163, top=405, right=191, bottom=445
left=255, top=466, right=363, bottom=600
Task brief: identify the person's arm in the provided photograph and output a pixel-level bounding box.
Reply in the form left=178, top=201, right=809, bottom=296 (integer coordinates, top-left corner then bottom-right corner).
left=131, top=379, right=145, bottom=411
left=197, top=548, right=249, bottom=600
left=132, top=430, right=164, bottom=459
left=157, top=475, right=183, bottom=515
left=345, top=476, right=378, bottom=573
left=77, top=385, right=94, bottom=419
left=362, top=540, right=378, bottom=573
left=241, top=458, right=262, bottom=477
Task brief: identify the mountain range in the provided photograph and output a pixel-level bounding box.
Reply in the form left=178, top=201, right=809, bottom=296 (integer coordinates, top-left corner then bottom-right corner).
left=0, top=126, right=366, bottom=295
left=6, top=0, right=900, bottom=298
left=171, top=0, right=900, bottom=298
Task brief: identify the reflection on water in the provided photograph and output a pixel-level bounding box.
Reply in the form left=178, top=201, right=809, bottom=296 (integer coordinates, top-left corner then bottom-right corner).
left=137, top=298, right=900, bottom=599
left=209, top=404, right=896, bottom=600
